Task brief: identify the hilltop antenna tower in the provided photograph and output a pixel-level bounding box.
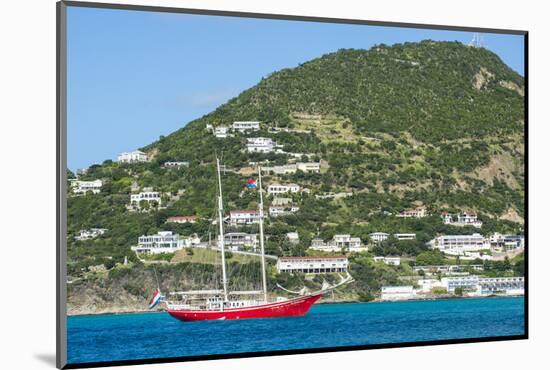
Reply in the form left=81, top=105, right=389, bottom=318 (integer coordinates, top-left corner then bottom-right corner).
left=469, top=33, right=485, bottom=48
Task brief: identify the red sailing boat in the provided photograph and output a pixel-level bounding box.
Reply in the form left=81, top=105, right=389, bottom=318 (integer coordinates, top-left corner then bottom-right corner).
left=154, top=158, right=353, bottom=322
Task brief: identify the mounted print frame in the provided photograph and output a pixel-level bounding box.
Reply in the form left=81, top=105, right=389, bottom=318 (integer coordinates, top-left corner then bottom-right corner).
left=57, top=1, right=528, bottom=368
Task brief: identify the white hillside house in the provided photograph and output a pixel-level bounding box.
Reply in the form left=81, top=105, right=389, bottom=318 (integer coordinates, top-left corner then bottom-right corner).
left=70, top=179, right=103, bottom=194
left=277, top=256, right=348, bottom=274
left=397, top=206, right=427, bottom=218
left=223, top=232, right=258, bottom=251
left=117, top=150, right=148, bottom=163
left=232, top=121, right=260, bottom=132
left=269, top=205, right=300, bottom=217
left=369, top=232, right=390, bottom=243
left=246, top=137, right=277, bottom=153
left=296, top=162, right=321, bottom=173
left=75, top=228, right=107, bottom=241
left=267, top=183, right=300, bottom=195
left=163, top=161, right=189, bottom=168
left=441, top=211, right=483, bottom=228
left=130, top=191, right=162, bottom=208
left=309, top=234, right=365, bottom=252
left=229, top=210, right=260, bottom=225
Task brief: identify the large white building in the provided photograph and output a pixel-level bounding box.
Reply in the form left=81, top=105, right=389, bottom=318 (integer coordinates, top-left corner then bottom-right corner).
left=117, top=150, right=148, bottom=163
left=397, top=206, right=427, bottom=218
left=333, top=234, right=362, bottom=249
left=70, top=179, right=103, bottom=194
left=369, top=232, right=390, bottom=243
left=296, top=162, right=321, bottom=173
left=441, top=276, right=480, bottom=293
left=130, top=191, right=162, bottom=207
left=441, top=211, right=483, bottom=228
left=223, top=232, right=258, bottom=251
left=441, top=276, right=524, bottom=296
left=413, top=264, right=484, bottom=275
left=489, top=233, right=525, bottom=249
left=246, top=137, right=276, bottom=153
left=477, top=276, right=524, bottom=295
left=262, top=164, right=298, bottom=175
left=229, top=209, right=260, bottom=225
left=132, top=231, right=180, bottom=254
left=380, top=286, right=416, bottom=301
left=309, top=235, right=365, bottom=252
left=267, top=183, right=300, bottom=195
left=430, top=233, right=489, bottom=253
left=232, top=121, right=260, bottom=132
left=277, top=256, right=348, bottom=274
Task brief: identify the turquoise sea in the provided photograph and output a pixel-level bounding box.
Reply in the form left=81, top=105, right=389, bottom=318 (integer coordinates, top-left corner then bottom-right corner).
left=67, top=297, right=525, bottom=365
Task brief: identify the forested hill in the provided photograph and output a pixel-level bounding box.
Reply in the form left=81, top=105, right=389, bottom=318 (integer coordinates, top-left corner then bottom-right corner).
left=68, top=41, right=525, bottom=311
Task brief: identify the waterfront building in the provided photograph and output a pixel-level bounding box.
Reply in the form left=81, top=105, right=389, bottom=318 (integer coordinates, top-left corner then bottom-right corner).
left=416, top=279, right=446, bottom=293
left=380, top=286, right=416, bottom=301
left=75, top=228, right=107, bottom=241
left=229, top=209, right=260, bottom=225
left=369, top=232, right=390, bottom=243
left=166, top=216, right=197, bottom=224
left=70, top=179, right=102, bottom=194
left=117, top=150, right=148, bottom=163
left=267, top=183, right=300, bottom=195
left=397, top=206, right=427, bottom=218
left=477, top=276, right=524, bottom=295
left=276, top=256, right=348, bottom=274
left=430, top=233, right=489, bottom=253
left=394, top=233, right=416, bottom=240
left=232, top=121, right=260, bottom=132
left=441, top=276, right=480, bottom=293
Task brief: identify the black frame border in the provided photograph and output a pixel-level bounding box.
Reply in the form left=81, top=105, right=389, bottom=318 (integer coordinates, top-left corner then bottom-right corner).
left=56, top=1, right=529, bottom=369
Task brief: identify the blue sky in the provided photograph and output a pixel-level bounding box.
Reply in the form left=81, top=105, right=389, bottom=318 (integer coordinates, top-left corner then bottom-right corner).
left=67, top=6, right=525, bottom=171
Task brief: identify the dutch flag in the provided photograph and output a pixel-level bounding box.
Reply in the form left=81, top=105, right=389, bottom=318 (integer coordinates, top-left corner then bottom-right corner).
left=148, top=288, right=162, bottom=309
left=246, top=179, right=257, bottom=188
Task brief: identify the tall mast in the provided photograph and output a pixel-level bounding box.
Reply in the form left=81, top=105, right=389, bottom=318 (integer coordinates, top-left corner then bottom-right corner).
left=216, top=158, right=228, bottom=302
left=258, top=167, right=268, bottom=303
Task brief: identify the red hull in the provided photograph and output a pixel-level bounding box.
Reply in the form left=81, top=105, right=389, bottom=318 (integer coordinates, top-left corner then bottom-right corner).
left=167, top=294, right=322, bottom=321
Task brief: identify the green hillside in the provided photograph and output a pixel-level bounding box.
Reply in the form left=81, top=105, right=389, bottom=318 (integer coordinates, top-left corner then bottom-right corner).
left=67, top=41, right=525, bottom=313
